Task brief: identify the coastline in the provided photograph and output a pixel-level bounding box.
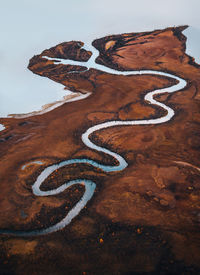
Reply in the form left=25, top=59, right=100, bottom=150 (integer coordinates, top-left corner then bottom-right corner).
left=0, top=26, right=199, bottom=132
left=0, top=26, right=200, bottom=273
left=7, top=92, right=90, bottom=119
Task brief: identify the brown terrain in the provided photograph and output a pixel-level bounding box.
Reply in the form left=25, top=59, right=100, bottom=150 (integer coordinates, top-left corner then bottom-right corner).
left=0, top=26, right=200, bottom=274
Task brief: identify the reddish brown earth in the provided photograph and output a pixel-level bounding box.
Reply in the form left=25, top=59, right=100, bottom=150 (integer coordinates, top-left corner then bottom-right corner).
left=41, top=41, right=92, bottom=61
left=0, top=26, right=200, bottom=274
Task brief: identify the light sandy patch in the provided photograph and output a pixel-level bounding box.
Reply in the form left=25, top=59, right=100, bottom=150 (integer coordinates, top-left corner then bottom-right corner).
left=8, top=92, right=90, bottom=119
left=6, top=239, right=37, bottom=255
left=105, top=40, right=116, bottom=51
left=173, top=161, right=200, bottom=172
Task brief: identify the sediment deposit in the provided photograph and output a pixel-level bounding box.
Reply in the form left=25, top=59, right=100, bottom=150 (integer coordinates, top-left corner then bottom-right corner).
left=0, top=26, right=200, bottom=274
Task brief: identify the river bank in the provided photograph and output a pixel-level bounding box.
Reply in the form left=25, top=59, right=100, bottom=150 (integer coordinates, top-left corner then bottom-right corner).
left=0, top=26, right=200, bottom=274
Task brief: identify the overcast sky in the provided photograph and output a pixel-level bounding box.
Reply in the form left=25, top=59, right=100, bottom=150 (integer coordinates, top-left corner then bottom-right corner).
left=0, top=0, right=199, bottom=118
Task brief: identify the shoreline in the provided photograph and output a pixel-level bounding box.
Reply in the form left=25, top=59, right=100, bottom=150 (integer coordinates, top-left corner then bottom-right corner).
left=0, top=26, right=199, bottom=133
left=0, top=91, right=91, bottom=131
left=0, top=26, right=200, bottom=273
left=7, top=91, right=90, bottom=119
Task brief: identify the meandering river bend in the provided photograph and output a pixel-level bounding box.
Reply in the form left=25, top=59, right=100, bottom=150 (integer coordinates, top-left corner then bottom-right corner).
left=0, top=41, right=187, bottom=236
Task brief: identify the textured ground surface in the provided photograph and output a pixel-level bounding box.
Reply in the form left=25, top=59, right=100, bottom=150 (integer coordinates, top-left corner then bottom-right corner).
left=0, top=26, right=200, bottom=274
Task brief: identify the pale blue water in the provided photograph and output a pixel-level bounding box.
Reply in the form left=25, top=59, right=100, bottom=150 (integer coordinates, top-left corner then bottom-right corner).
left=0, top=0, right=199, bottom=125
left=183, top=26, right=200, bottom=64
left=0, top=42, right=187, bottom=236
left=21, top=160, right=44, bottom=170
left=0, top=0, right=197, bottom=236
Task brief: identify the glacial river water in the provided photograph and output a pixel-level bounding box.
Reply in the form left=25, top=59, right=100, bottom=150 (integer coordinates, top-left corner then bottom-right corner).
left=0, top=26, right=198, bottom=131
left=0, top=41, right=187, bottom=236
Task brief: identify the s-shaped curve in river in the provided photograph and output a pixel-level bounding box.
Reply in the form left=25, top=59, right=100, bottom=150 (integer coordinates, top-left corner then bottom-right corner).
left=0, top=40, right=187, bottom=236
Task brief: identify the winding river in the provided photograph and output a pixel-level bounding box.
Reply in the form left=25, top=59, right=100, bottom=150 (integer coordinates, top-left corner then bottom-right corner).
left=0, top=40, right=187, bottom=236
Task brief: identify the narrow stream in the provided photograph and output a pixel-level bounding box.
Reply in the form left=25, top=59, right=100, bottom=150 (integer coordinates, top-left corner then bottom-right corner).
left=0, top=41, right=187, bottom=236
